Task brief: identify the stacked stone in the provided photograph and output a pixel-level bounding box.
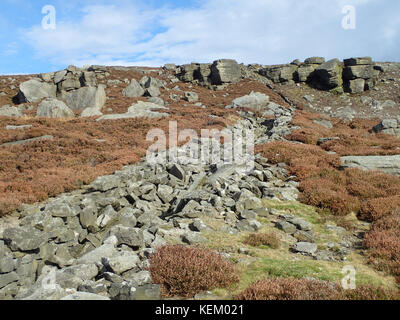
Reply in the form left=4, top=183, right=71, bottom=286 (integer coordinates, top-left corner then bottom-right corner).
left=342, top=57, right=380, bottom=93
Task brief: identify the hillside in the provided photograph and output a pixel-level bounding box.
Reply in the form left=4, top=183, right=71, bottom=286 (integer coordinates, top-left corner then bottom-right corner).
left=0, top=57, right=400, bottom=300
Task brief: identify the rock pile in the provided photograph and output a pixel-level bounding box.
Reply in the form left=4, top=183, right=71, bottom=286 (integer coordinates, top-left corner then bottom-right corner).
left=15, top=65, right=108, bottom=118
left=257, top=56, right=382, bottom=93
left=0, top=94, right=300, bottom=300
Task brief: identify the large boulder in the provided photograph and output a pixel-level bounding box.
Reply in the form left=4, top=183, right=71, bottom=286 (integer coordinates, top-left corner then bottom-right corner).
left=340, top=155, right=400, bottom=176
left=17, top=79, right=56, bottom=103
left=36, top=98, right=75, bottom=118
left=259, top=65, right=298, bottom=83
left=210, top=59, right=241, bottom=85
left=313, top=59, right=343, bottom=90
left=304, top=57, right=325, bottom=65
left=0, top=105, right=22, bottom=118
left=3, top=227, right=49, bottom=252
left=64, top=85, right=106, bottom=111
left=343, top=57, right=372, bottom=66
left=122, top=79, right=145, bottom=98
left=228, top=92, right=270, bottom=110
left=343, top=65, right=377, bottom=80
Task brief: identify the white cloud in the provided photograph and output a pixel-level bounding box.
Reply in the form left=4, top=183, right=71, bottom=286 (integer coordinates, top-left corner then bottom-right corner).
left=21, top=0, right=399, bottom=68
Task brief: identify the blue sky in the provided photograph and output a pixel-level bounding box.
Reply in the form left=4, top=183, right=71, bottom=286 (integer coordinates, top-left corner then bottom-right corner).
left=0, top=0, right=399, bottom=75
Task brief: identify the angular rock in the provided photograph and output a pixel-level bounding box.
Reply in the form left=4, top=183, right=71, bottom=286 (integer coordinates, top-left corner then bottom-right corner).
left=65, top=85, right=106, bottom=111
left=0, top=105, right=22, bottom=117
left=304, top=57, right=325, bottom=65
left=102, top=251, right=140, bottom=274
left=109, top=226, right=145, bottom=249
left=0, top=272, right=19, bottom=289
left=36, top=98, right=75, bottom=118
left=340, top=155, right=400, bottom=176
left=17, top=79, right=56, bottom=103
left=343, top=57, right=372, bottom=66
left=184, top=91, right=199, bottom=103
left=229, top=92, right=270, bottom=111
left=3, top=227, right=48, bottom=252
left=181, top=232, right=207, bottom=245
left=275, top=221, right=296, bottom=234
left=313, top=59, right=343, bottom=89
left=122, top=79, right=145, bottom=98
left=61, top=292, right=110, bottom=300
left=294, top=242, right=318, bottom=255
left=211, top=59, right=241, bottom=85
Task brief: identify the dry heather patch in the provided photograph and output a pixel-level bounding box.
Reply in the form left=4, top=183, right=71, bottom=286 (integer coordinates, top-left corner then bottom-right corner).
left=148, top=245, right=239, bottom=298
left=363, top=209, right=400, bottom=282
left=243, top=233, right=281, bottom=249
left=234, top=278, right=400, bottom=300
left=287, top=110, right=400, bottom=156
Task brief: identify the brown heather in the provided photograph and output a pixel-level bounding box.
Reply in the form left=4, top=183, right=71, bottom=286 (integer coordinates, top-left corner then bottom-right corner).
left=243, top=232, right=281, bottom=249
left=234, top=278, right=400, bottom=300
left=148, top=245, right=239, bottom=298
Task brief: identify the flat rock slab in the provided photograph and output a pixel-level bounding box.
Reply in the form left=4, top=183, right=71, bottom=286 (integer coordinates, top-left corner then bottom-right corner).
left=1, top=135, right=54, bottom=147
left=340, top=155, right=400, bottom=176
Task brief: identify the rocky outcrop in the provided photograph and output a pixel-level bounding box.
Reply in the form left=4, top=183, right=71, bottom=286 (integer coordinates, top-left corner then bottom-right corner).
left=176, top=59, right=241, bottom=88
left=373, top=118, right=400, bottom=137
left=340, top=155, right=400, bottom=176
left=256, top=56, right=382, bottom=94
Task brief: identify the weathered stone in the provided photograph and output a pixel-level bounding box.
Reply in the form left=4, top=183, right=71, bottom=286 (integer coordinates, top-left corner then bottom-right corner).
left=343, top=57, right=373, bottom=66
left=296, top=65, right=316, bottom=82
left=102, top=251, right=140, bottom=274
left=80, top=107, right=103, bottom=118
left=0, top=105, right=23, bottom=117
left=340, top=155, right=400, bottom=176
left=65, top=85, right=106, bottom=111
left=229, top=92, right=270, bottom=111
left=313, top=59, right=343, bottom=89
left=236, top=219, right=262, bottom=232
left=0, top=256, right=16, bottom=274
left=291, top=218, right=312, bottom=231
left=3, top=227, right=48, bottom=252
left=0, top=272, right=19, bottom=289
left=45, top=202, right=76, bottom=218
left=275, top=221, right=296, bottom=234
left=304, top=57, right=325, bottom=65
left=76, top=244, right=117, bottom=265
left=54, top=70, right=68, bottom=84
left=61, top=292, right=110, bottom=300
left=36, top=98, right=75, bottom=118
left=294, top=231, right=315, bottom=243
left=168, top=164, right=185, bottom=180
left=211, top=59, right=241, bottom=84
left=17, top=79, right=56, bottom=103
left=122, top=79, right=145, bottom=98
left=184, top=91, right=199, bottom=102
left=109, top=225, right=145, bottom=249
left=343, top=65, right=376, bottom=80
left=181, top=232, right=207, bottom=245
left=347, top=79, right=365, bottom=93
left=294, top=242, right=318, bottom=255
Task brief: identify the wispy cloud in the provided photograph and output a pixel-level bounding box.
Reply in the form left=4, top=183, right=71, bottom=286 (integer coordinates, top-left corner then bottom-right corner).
left=20, top=0, right=400, bottom=69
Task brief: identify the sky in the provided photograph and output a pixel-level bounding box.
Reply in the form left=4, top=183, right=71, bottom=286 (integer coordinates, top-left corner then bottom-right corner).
left=0, top=0, right=398, bottom=75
